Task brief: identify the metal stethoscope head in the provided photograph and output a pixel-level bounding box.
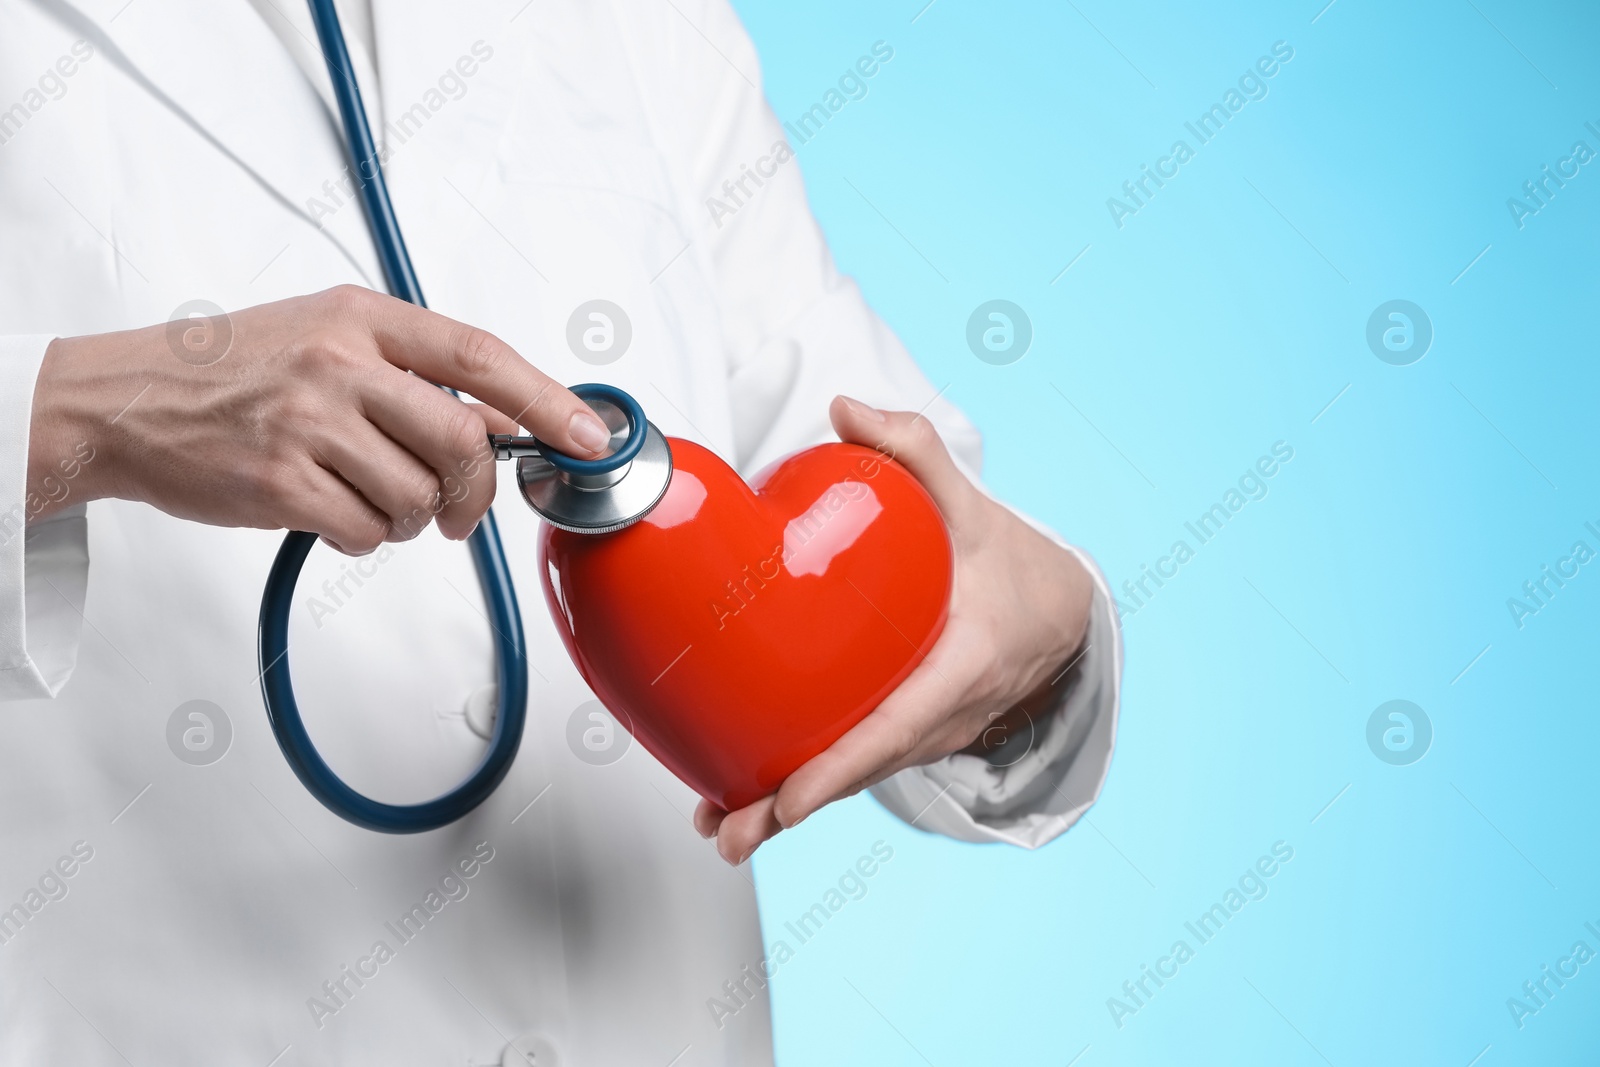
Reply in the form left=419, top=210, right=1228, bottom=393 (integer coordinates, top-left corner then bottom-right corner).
left=489, top=383, right=673, bottom=534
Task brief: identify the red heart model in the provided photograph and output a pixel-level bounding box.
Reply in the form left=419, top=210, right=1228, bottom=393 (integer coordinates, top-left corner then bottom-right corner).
left=540, top=438, right=953, bottom=810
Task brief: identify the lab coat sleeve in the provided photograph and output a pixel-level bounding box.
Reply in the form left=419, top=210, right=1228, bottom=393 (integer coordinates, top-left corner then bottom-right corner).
left=0, top=335, right=89, bottom=701
left=618, top=0, right=1121, bottom=848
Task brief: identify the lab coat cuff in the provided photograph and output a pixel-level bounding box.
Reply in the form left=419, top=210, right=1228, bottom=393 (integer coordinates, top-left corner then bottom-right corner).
left=0, top=335, right=90, bottom=701
left=870, top=513, right=1122, bottom=849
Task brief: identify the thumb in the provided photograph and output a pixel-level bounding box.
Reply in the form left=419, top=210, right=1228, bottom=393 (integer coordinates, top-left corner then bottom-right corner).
left=830, top=395, right=983, bottom=527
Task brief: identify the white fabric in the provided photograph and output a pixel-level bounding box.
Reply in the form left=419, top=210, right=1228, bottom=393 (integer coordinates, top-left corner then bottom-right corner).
left=0, top=334, right=88, bottom=699
left=0, top=1, right=1121, bottom=1063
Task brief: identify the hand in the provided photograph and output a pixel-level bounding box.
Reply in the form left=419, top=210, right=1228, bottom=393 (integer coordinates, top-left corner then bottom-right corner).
left=694, top=395, right=1095, bottom=864
left=26, top=285, right=613, bottom=552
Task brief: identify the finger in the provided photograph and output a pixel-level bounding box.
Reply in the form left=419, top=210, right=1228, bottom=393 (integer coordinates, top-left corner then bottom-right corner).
left=281, top=464, right=393, bottom=556
left=713, top=794, right=781, bottom=866
left=830, top=395, right=984, bottom=528
left=693, top=798, right=728, bottom=839
left=772, top=660, right=957, bottom=830
left=467, top=403, right=520, bottom=436
left=344, top=288, right=611, bottom=458
left=313, top=420, right=443, bottom=541
left=360, top=372, right=497, bottom=540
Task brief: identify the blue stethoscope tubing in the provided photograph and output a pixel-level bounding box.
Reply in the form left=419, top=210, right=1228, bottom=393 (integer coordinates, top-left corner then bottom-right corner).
left=257, top=0, right=528, bottom=833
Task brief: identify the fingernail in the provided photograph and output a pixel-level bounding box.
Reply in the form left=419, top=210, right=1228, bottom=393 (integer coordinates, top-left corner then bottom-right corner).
left=734, top=846, right=756, bottom=866
left=569, top=410, right=611, bottom=454
left=840, top=395, right=886, bottom=422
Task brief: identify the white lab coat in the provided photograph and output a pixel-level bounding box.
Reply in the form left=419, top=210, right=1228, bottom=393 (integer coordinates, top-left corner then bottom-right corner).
left=0, top=1, right=1122, bottom=1063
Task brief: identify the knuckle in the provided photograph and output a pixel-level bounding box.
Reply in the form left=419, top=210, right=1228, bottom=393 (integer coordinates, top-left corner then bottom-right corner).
left=453, top=326, right=509, bottom=379
left=515, top=378, right=559, bottom=430
left=903, top=415, right=941, bottom=452
left=440, top=404, right=488, bottom=462
left=312, top=332, right=367, bottom=375
left=339, top=517, right=389, bottom=556
left=390, top=505, right=433, bottom=541
left=524, top=378, right=553, bottom=413
left=323, top=283, right=374, bottom=319
left=235, top=458, right=283, bottom=507
left=439, top=471, right=469, bottom=506
left=440, top=465, right=484, bottom=508
left=402, top=477, right=443, bottom=527
left=285, top=330, right=352, bottom=382
left=274, top=385, right=323, bottom=431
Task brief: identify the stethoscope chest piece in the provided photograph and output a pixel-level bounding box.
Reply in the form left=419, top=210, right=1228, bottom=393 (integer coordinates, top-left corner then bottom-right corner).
left=512, top=383, right=673, bottom=535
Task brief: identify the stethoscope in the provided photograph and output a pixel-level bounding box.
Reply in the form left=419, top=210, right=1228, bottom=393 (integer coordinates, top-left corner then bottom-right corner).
left=258, top=0, right=672, bottom=833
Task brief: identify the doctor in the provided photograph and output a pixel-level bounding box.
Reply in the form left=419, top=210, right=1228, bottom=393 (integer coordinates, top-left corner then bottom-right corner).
left=0, top=0, right=1121, bottom=1064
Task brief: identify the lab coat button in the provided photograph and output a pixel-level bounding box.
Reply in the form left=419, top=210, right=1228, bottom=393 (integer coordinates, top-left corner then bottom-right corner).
left=464, top=684, right=498, bottom=739
left=500, top=1031, right=560, bottom=1067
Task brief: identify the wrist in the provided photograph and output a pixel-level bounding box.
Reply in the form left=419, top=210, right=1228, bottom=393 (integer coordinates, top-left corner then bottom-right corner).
left=957, top=530, right=1095, bottom=761
left=27, top=336, right=116, bottom=519
left=1039, top=537, right=1095, bottom=671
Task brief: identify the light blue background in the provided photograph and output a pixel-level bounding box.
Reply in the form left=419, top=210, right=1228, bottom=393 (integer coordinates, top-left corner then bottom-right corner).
left=731, top=1, right=1600, bottom=1064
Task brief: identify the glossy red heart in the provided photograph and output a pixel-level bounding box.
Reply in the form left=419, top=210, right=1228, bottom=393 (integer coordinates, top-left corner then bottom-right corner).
left=540, top=438, right=953, bottom=810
